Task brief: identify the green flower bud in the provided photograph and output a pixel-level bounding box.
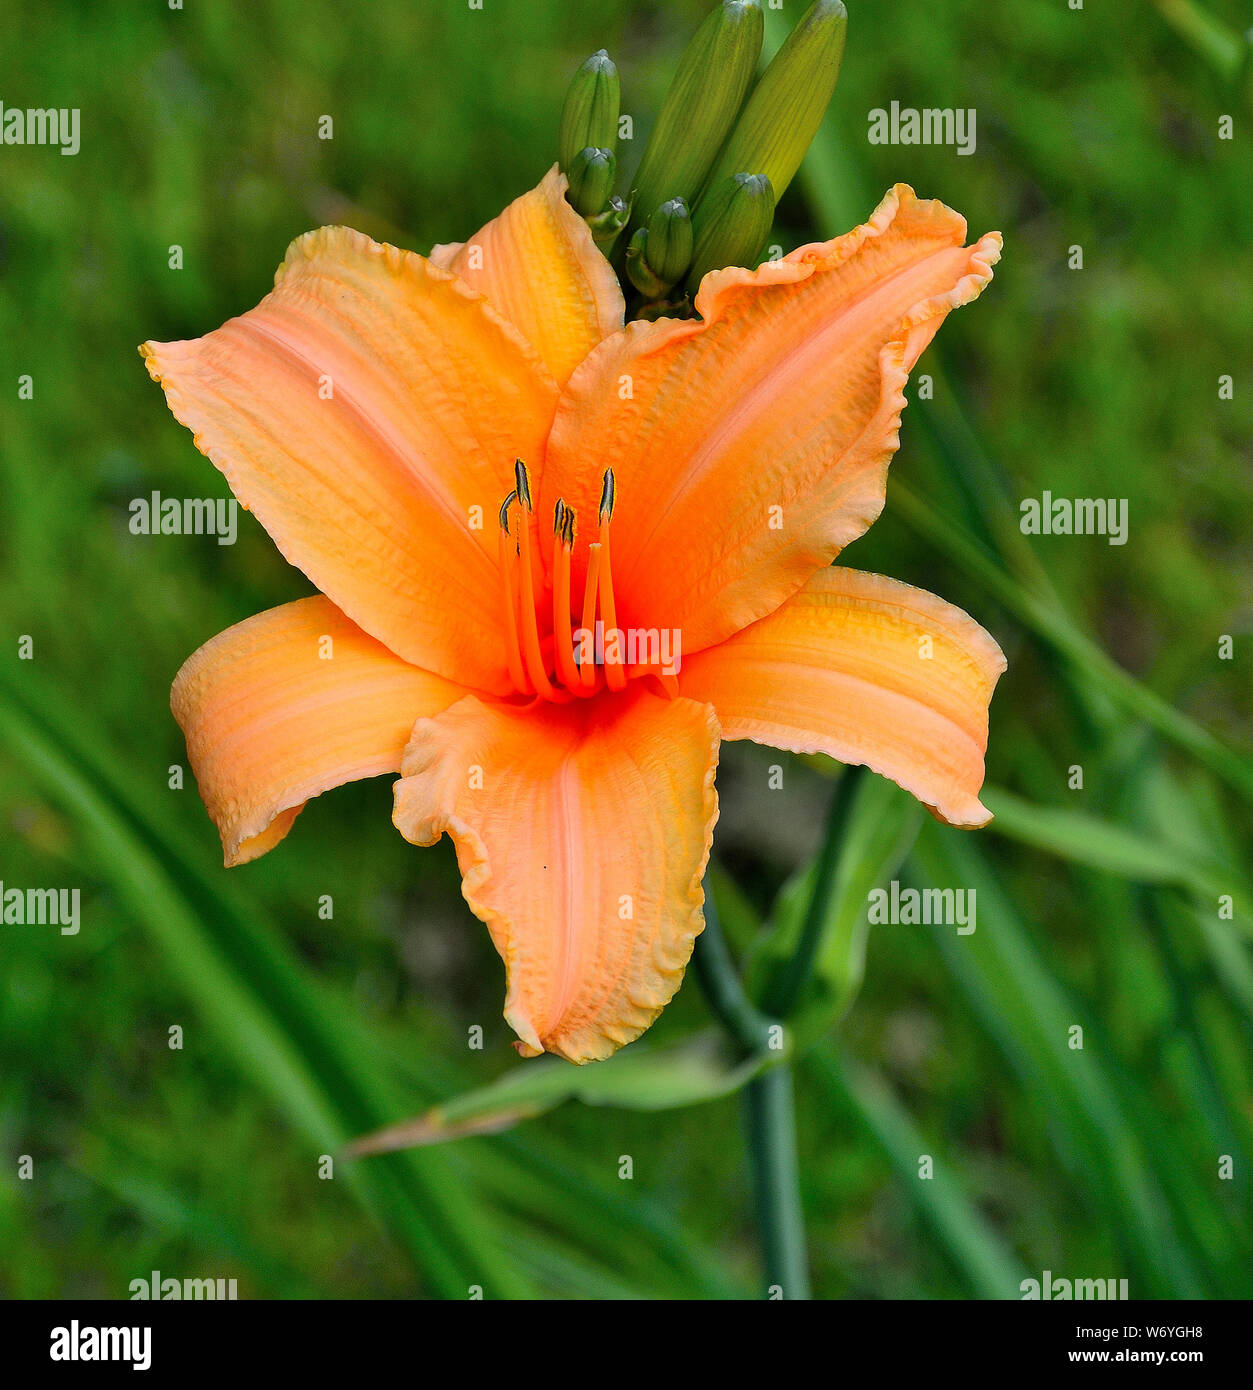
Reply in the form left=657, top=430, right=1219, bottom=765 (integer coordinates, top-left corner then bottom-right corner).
left=559, top=50, right=620, bottom=174
left=644, top=197, right=693, bottom=286
left=566, top=146, right=616, bottom=217
left=626, top=199, right=694, bottom=299
left=686, top=171, right=774, bottom=293
left=629, top=2, right=764, bottom=228
left=625, top=227, right=667, bottom=299
left=588, top=195, right=631, bottom=248
left=702, top=0, right=847, bottom=205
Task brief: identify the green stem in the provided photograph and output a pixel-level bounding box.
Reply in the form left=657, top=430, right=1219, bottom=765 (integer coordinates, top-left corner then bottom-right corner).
left=695, top=878, right=810, bottom=1297
left=693, top=883, right=774, bottom=1053
left=744, top=1066, right=810, bottom=1299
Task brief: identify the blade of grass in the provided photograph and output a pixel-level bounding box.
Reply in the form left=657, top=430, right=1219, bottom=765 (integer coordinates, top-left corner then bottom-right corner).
left=910, top=822, right=1206, bottom=1297
left=344, top=1028, right=771, bottom=1156
left=981, top=785, right=1250, bottom=923
left=807, top=1045, right=1029, bottom=1300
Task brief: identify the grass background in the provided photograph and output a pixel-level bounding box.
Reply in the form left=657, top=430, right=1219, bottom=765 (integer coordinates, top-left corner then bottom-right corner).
left=1, top=0, right=1250, bottom=1298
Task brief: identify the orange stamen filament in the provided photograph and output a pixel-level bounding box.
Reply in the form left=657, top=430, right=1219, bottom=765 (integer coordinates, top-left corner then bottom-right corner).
left=498, top=503, right=530, bottom=695
left=579, top=543, right=602, bottom=690
left=553, top=509, right=583, bottom=693
left=515, top=499, right=559, bottom=701
left=597, top=514, right=627, bottom=692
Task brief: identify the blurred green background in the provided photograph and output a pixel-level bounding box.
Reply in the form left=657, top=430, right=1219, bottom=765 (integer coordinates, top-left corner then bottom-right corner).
left=1, top=0, right=1250, bottom=1299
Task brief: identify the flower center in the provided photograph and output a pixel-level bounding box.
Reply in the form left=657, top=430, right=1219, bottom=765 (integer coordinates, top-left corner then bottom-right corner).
left=497, top=461, right=678, bottom=703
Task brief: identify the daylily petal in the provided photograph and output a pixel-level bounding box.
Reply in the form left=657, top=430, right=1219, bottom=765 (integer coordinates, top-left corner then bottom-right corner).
left=144, top=226, right=560, bottom=693
left=392, top=687, right=720, bottom=1063
left=430, top=166, right=625, bottom=388
left=173, top=596, right=464, bottom=866
left=540, top=185, right=1001, bottom=651
left=679, top=567, right=1005, bottom=827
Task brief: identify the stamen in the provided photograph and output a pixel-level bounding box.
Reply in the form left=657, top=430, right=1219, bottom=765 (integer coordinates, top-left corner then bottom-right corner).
left=598, top=467, right=615, bottom=521
left=597, top=469, right=626, bottom=692
left=552, top=501, right=583, bottom=692
left=579, top=542, right=602, bottom=690
left=497, top=464, right=654, bottom=702
left=497, top=491, right=529, bottom=694
left=513, top=461, right=561, bottom=700
left=514, top=457, right=533, bottom=510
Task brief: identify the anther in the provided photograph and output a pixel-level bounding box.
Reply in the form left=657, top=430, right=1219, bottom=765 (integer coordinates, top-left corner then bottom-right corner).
left=514, top=458, right=533, bottom=510
left=598, top=467, right=616, bottom=521
left=596, top=472, right=626, bottom=692
left=552, top=500, right=583, bottom=693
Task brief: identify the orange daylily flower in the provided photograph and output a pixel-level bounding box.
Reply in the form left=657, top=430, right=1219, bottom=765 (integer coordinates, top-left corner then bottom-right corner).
left=143, top=167, right=1004, bottom=1064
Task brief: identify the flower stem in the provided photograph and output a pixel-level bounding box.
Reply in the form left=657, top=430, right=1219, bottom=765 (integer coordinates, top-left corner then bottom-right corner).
left=744, top=1065, right=810, bottom=1299
left=696, top=769, right=864, bottom=1298
left=694, top=878, right=810, bottom=1297
left=692, top=883, right=773, bottom=1053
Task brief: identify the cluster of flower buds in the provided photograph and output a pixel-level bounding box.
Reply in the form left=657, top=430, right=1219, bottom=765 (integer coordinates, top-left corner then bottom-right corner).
left=557, top=0, right=848, bottom=307
left=558, top=50, right=631, bottom=246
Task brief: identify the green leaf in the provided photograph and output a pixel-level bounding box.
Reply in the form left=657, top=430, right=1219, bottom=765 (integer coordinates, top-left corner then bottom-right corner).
left=345, top=1029, right=773, bottom=1154
left=748, top=774, right=923, bottom=1051
left=981, top=785, right=1250, bottom=925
